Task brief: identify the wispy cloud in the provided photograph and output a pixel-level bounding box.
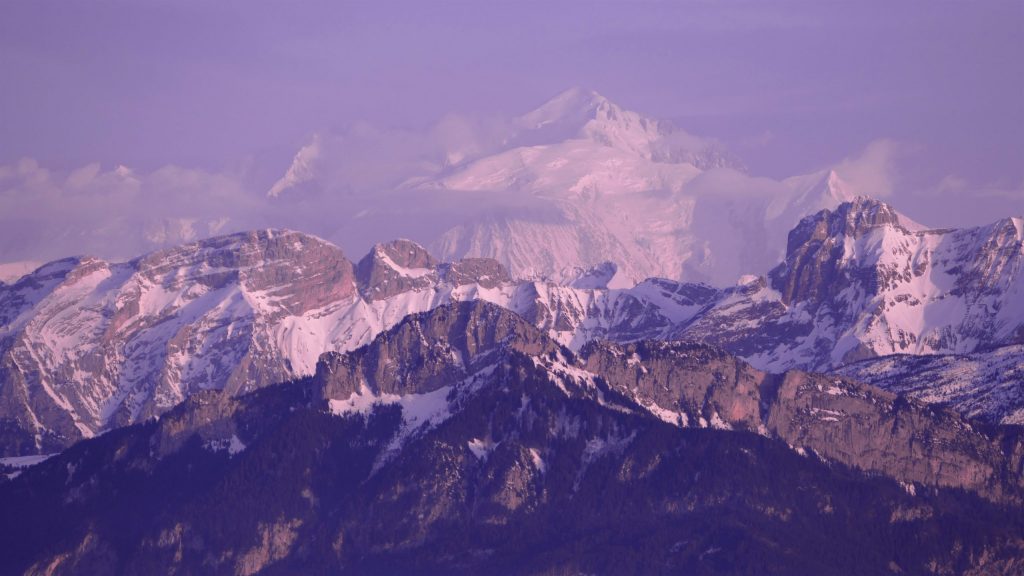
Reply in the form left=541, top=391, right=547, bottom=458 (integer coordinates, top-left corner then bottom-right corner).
left=0, top=158, right=260, bottom=262
left=832, top=139, right=913, bottom=199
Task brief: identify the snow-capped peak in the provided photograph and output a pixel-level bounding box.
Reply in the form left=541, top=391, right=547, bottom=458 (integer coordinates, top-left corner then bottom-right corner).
left=267, top=134, right=322, bottom=198
left=356, top=239, right=440, bottom=300
left=511, top=87, right=691, bottom=162
left=785, top=171, right=927, bottom=233
left=781, top=169, right=857, bottom=216
left=367, top=239, right=437, bottom=277
left=566, top=261, right=634, bottom=290
left=517, top=87, right=610, bottom=131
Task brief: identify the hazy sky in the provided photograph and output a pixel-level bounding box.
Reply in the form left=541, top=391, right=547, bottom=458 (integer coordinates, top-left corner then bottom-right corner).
left=0, top=0, right=1022, bottom=261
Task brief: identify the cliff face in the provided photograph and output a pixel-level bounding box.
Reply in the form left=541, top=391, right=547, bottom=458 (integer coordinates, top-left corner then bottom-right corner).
left=759, top=198, right=1024, bottom=368
left=771, top=197, right=907, bottom=307
left=581, top=338, right=1017, bottom=498
left=581, top=340, right=767, bottom=433
left=0, top=230, right=362, bottom=454
left=356, top=239, right=439, bottom=301
left=314, top=301, right=559, bottom=400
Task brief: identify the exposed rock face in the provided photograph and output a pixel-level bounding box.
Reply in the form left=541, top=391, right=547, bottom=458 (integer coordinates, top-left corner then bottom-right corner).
left=761, top=371, right=1000, bottom=494
left=356, top=239, right=439, bottom=301
left=440, top=257, right=511, bottom=288
left=581, top=340, right=766, bottom=433
left=771, top=197, right=910, bottom=307
left=663, top=198, right=1024, bottom=379
left=315, top=301, right=559, bottom=400
left=1, top=302, right=1022, bottom=575
left=581, top=339, right=1017, bottom=498
left=0, top=228, right=729, bottom=456
left=0, top=230, right=548, bottom=456
left=751, top=197, right=1024, bottom=369
left=485, top=197, right=1022, bottom=388
left=0, top=230, right=358, bottom=455
left=310, top=303, right=1024, bottom=501
left=137, top=229, right=358, bottom=315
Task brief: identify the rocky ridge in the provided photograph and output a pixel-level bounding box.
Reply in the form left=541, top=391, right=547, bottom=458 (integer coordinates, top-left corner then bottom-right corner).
left=2, top=301, right=1022, bottom=575
left=1, top=197, right=1022, bottom=456
left=310, top=302, right=1023, bottom=500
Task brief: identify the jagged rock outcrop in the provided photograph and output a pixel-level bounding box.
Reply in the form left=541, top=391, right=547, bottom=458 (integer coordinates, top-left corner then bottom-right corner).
left=0, top=232, right=527, bottom=455
left=356, top=239, right=439, bottom=301
left=771, top=197, right=912, bottom=306
left=440, top=257, right=511, bottom=288
left=752, top=198, right=1024, bottom=368
left=314, top=302, right=1024, bottom=500
left=581, top=340, right=766, bottom=432
left=674, top=199, right=1024, bottom=374
left=0, top=227, right=732, bottom=456
left=582, top=338, right=1018, bottom=498
left=761, top=370, right=1001, bottom=494
left=314, top=301, right=559, bottom=400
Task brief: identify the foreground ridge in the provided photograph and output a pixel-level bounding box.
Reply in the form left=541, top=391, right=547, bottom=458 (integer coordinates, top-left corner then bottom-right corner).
left=2, top=302, right=1022, bottom=574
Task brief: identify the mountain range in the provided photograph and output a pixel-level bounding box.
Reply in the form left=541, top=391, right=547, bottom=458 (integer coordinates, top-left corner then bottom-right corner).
left=1, top=183, right=1023, bottom=574
left=2, top=90, right=1022, bottom=572
left=1, top=196, right=1021, bottom=459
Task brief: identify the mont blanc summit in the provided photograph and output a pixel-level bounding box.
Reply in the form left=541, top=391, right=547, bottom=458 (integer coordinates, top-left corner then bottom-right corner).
left=267, top=89, right=863, bottom=286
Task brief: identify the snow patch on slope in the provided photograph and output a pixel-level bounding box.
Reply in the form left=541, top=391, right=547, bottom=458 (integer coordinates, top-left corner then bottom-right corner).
left=329, top=384, right=453, bottom=433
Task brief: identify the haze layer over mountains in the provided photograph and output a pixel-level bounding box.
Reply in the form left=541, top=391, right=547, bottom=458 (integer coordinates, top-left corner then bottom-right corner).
left=2, top=88, right=1015, bottom=289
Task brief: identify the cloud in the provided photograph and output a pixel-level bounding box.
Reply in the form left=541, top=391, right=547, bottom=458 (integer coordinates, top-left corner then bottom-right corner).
left=933, top=174, right=969, bottom=196
left=0, top=159, right=261, bottom=262
left=739, top=130, right=775, bottom=149
left=0, top=114, right=542, bottom=265
left=832, top=139, right=910, bottom=198
left=265, top=114, right=514, bottom=200
left=1, top=103, right=1016, bottom=270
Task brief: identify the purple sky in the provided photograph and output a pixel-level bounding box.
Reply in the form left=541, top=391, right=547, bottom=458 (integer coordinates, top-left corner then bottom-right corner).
left=0, top=0, right=1021, bottom=261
